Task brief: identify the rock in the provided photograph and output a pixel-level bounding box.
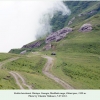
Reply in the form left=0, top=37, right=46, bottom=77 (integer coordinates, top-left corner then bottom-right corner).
left=30, top=42, right=41, bottom=48
left=43, top=43, right=51, bottom=50
left=56, top=36, right=63, bottom=42
left=45, top=27, right=72, bottom=43
left=79, top=23, right=92, bottom=32
left=22, top=41, right=41, bottom=48
left=20, top=50, right=26, bottom=54
left=68, top=17, right=75, bottom=26
left=68, top=21, right=72, bottom=26
left=78, top=13, right=84, bottom=17
left=87, top=10, right=96, bottom=14
left=78, top=10, right=97, bottom=17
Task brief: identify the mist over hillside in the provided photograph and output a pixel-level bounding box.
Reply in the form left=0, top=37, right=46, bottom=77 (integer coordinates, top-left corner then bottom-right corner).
left=9, top=1, right=100, bottom=54
left=35, top=1, right=71, bottom=39
left=0, top=1, right=69, bottom=52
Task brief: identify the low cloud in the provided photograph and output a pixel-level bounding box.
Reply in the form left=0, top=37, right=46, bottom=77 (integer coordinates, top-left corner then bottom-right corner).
left=0, top=1, right=70, bottom=52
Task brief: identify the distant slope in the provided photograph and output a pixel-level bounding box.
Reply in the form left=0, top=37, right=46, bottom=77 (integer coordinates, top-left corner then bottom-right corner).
left=51, top=1, right=100, bottom=32
left=0, top=53, right=18, bottom=62
left=9, top=1, right=100, bottom=55
left=9, top=39, right=45, bottom=54
left=50, top=14, right=100, bottom=54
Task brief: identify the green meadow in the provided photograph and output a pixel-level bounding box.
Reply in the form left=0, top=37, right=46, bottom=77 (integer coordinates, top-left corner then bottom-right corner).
left=1, top=2, right=100, bottom=89
left=0, top=55, right=63, bottom=89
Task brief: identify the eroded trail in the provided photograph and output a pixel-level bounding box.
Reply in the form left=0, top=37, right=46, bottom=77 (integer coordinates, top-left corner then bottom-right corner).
left=0, top=57, right=32, bottom=90
left=9, top=71, right=32, bottom=90
left=42, top=56, right=74, bottom=89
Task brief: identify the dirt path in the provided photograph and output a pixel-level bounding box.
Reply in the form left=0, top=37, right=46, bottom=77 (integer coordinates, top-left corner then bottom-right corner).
left=9, top=71, right=32, bottom=90
left=42, top=55, right=74, bottom=89
left=1, top=53, right=74, bottom=89
left=0, top=57, right=32, bottom=89
left=9, top=71, right=24, bottom=89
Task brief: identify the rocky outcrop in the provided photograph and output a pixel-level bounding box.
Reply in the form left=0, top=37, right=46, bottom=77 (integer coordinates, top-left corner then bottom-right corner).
left=68, top=17, right=75, bottom=26
left=79, top=23, right=92, bottom=32
left=22, top=41, right=41, bottom=48
left=20, top=50, right=26, bottom=54
left=78, top=10, right=97, bottom=17
left=43, top=43, right=51, bottom=50
left=45, top=27, right=72, bottom=43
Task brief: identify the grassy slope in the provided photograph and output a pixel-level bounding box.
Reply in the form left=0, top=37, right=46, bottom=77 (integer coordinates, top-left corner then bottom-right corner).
left=8, top=14, right=100, bottom=89
left=9, top=1, right=100, bottom=54
left=3, top=54, right=63, bottom=89
left=50, top=1, right=100, bottom=31
left=41, top=14, right=100, bottom=89
left=51, top=52, right=100, bottom=89
left=0, top=53, right=18, bottom=62
left=0, top=69, right=19, bottom=89
left=7, top=1, right=100, bottom=89
left=0, top=53, right=21, bottom=89
left=64, top=1, right=100, bottom=26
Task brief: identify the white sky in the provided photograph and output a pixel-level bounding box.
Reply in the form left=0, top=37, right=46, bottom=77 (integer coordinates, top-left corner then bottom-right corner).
left=0, top=1, right=69, bottom=53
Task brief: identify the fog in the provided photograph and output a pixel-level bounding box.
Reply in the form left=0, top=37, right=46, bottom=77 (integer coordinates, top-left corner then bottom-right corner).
left=0, top=1, right=70, bottom=53
left=36, top=1, right=71, bottom=39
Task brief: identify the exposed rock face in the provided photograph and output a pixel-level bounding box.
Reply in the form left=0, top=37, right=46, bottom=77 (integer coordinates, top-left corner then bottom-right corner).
left=22, top=41, right=41, bottom=48
left=79, top=23, right=92, bottom=32
left=45, top=27, right=72, bottom=43
left=43, top=43, right=51, bottom=50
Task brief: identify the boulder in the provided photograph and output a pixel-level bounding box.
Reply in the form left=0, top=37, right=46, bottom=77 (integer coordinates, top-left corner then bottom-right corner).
left=79, top=23, right=92, bottom=32
left=68, top=21, right=72, bottom=26
left=20, top=50, right=26, bottom=54
left=68, top=17, right=75, bottom=26
left=78, top=13, right=84, bottom=17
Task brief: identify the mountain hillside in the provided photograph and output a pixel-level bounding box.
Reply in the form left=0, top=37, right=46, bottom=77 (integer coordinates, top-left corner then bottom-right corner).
left=9, top=1, right=100, bottom=54
left=8, top=1, right=100, bottom=89
left=51, top=1, right=100, bottom=32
